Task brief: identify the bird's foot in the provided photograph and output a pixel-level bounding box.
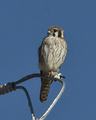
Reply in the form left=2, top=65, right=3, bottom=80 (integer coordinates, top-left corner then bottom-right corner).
left=49, top=71, right=57, bottom=76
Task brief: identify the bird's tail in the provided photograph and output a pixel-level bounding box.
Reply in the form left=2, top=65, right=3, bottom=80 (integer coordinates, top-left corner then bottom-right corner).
left=40, top=78, right=53, bottom=102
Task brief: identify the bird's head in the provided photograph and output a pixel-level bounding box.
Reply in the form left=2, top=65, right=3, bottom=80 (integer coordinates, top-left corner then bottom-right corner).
left=47, top=26, right=64, bottom=39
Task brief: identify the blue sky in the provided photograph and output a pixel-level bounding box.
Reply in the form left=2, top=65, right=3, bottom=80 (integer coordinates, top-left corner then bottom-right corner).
left=0, top=0, right=96, bottom=120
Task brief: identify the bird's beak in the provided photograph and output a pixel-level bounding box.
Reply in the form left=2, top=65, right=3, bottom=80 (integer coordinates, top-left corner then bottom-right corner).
left=48, top=30, right=51, bottom=34
left=47, top=30, right=51, bottom=35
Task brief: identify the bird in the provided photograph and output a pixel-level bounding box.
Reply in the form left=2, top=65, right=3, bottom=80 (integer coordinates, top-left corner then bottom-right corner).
left=38, top=26, right=67, bottom=102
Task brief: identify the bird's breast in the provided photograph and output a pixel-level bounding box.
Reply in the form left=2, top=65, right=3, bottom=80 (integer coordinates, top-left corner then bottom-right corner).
left=38, top=36, right=67, bottom=74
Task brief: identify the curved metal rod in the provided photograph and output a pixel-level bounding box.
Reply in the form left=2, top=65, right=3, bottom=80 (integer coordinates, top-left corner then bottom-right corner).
left=14, top=73, right=65, bottom=86
left=14, top=86, right=35, bottom=120
left=0, top=73, right=65, bottom=120
left=14, top=74, right=65, bottom=120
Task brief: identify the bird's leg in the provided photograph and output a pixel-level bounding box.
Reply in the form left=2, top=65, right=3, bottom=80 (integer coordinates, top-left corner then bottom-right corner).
left=49, top=71, right=58, bottom=77
left=49, top=71, right=53, bottom=76
left=49, top=71, right=57, bottom=75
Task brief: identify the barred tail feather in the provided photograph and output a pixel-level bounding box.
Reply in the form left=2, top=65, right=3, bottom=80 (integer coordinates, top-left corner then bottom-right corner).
left=40, top=78, right=53, bottom=102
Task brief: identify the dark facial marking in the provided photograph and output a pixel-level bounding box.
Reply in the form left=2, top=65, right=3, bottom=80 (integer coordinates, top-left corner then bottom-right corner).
left=54, top=29, right=58, bottom=32
left=53, top=33, right=55, bottom=36
left=58, top=30, right=61, bottom=38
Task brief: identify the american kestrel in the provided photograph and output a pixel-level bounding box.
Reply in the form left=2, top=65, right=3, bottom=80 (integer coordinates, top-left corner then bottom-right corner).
left=38, top=26, right=67, bottom=102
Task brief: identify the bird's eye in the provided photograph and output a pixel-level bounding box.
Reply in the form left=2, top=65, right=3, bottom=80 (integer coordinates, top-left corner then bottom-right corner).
left=54, top=29, right=57, bottom=32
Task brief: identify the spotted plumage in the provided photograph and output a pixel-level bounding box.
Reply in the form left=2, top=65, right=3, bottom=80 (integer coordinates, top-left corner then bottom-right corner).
left=38, top=26, right=67, bottom=102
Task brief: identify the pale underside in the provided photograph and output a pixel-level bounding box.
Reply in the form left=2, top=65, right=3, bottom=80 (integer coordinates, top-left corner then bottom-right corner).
left=38, top=36, right=67, bottom=75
